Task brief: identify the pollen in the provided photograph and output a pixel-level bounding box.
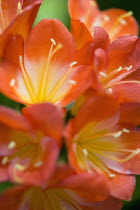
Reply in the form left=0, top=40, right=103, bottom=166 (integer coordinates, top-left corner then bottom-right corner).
left=82, top=148, right=88, bottom=156
left=122, top=128, right=130, bottom=133
left=109, top=173, right=116, bottom=178
left=99, top=72, right=107, bottom=77
left=17, top=2, right=23, bottom=14
left=1, top=156, right=8, bottom=165
left=103, top=14, right=110, bottom=22
left=34, top=160, right=43, bottom=168
left=89, top=0, right=97, bottom=6
left=9, top=78, right=16, bottom=87
left=113, top=131, right=122, bottom=138
left=8, top=141, right=16, bottom=150
left=68, top=80, right=77, bottom=85
left=15, top=164, right=26, bottom=171
left=105, top=88, right=113, bottom=94
left=50, top=38, right=56, bottom=45
left=69, top=61, right=77, bottom=67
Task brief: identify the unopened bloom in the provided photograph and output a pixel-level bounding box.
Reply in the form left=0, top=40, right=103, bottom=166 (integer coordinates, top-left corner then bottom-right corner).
left=0, top=19, right=91, bottom=106
left=68, top=0, right=139, bottom=43
left=0, top=103, right=64, bottom=185
left=65, top=95, right=140, bottom=200
left=0, top=0, right=42, bottom=56
left=0, top=165, right=122, bottom=210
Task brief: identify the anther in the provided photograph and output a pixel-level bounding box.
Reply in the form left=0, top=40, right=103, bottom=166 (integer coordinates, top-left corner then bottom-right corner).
left=103, top=14, right=110, bottom=22
left=68, top=80, right=77, bottom=85
left=125, top=65, right=132, bottom=71
left=19, top=55, right=23, bottom=63
left=117, top=66, right=123, bottom=72
left=9, top=78, right=16, bottom=87
left=15, top=164, right=25, bottom=171
left=69, top=61, right=77, bottom=67
left=89, top=0, right=96, bottom=6
left=119, top=19, right=127, bottom=25
left=122, top=128, right=130, bottom=133
left=34, top=160, right=43, bottom=168
left=99, top=72, right=107, bottom=77
left=1, top=156, right=8, bottom=165
left=8, top=141, right=16, bottom=150
left=109, top=173, right=116, bottom=178
left=82, top=148, right=88, bottom=156
left=17, top=2, right=22, bottom=13
left=50, top=38, right=56, bottom=45
left=134, top=148, right=140, bottom=155
left=113, top=131, right=122, bottom=138
left=105, top=88, right=113, bottom=94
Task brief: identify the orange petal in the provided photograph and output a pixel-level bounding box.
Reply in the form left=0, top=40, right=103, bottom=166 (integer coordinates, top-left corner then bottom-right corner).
left=71, top=19, right=93, bottom=50
left=0, top=0, right=42, bottom=56
left=107, top=36, right=140, bottom=74
left=22, top=103, right=64, bottom=145
left=108, top=174, right=135, bottom=200
left=101, top=9, right=139, bottom=41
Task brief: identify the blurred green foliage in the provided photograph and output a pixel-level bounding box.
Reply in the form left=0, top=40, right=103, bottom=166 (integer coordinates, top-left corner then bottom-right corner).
left=0, top=0, right=140, bottom=209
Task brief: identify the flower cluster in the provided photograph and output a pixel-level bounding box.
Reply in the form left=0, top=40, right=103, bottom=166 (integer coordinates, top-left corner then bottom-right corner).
left=0, top=0, right=140, bottom=209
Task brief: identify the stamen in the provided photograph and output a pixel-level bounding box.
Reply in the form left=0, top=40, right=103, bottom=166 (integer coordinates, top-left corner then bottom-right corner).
left=99, top=72, right=107, bottom=77
left=9, top=78, right=16, bottom=87
left=116, top=11, right=133, bottom=26
left=34, top=160, right=43, bottom=168
left=68, top=80, right=77, bottom=85
left=1, top=156, right=8, bottom=165
left=19, top=55, right=36, bottom=103
left=103, top=14, right=110, bottom=22
left=37, top=41, right=63, bottom=102
left=8, top=141, right=16, bottom=149
left=69, top=61, right=77, bottom=67
left=50, top=38, right=56, bottom=46
left=124, top=65, right=132, bottom=71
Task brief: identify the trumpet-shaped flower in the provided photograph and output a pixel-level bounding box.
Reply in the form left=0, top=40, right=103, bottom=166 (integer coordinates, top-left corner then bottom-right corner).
left=65, top=95, right=140, bottom=200
left=0, top=0, right=42, bottom=56
left=68, top=0, right=139, bottom=43
left=0, top=103, right=64, bottom=185
left=75, top=27, right=140, bottom=104
left=0, top=165, right=122, bottom=210
left=0, top=19, right=91, bottom=106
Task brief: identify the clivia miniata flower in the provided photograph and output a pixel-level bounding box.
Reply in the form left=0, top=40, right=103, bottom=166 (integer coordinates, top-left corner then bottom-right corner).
left=68, top=0, right=139, bottom=42
left=0, top=0, right=42, bottom=56
left=65, top=95, right=140, bottom=200
left=0, top=19, right=91, bottom=106
left=0, top=103, right=64, bottom=185
left=75, top=27, right=140, bottom=104
left=0, top=165, right=122, bottom=210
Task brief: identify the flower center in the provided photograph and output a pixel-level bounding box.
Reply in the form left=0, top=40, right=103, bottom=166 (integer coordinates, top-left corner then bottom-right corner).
left=1, top=131, right=43, bottom=170
left=11, top=38, right=77, bottom=104
left=73, top=123, right=140, bottom=177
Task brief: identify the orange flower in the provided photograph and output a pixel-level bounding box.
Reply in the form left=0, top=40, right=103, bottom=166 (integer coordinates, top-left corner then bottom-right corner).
left=0, top=165, right=122, bottom=210
left=68, top=0, right=139, bottom=43
left=65, top=95, right=140, bottom=200
left=0, top=103, right=64, bottom=185
left=0, top=0, right=42, bottom=56
left=0, top=19, right=91, bottom=106
left=75, top=27, right=140, bottom=104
